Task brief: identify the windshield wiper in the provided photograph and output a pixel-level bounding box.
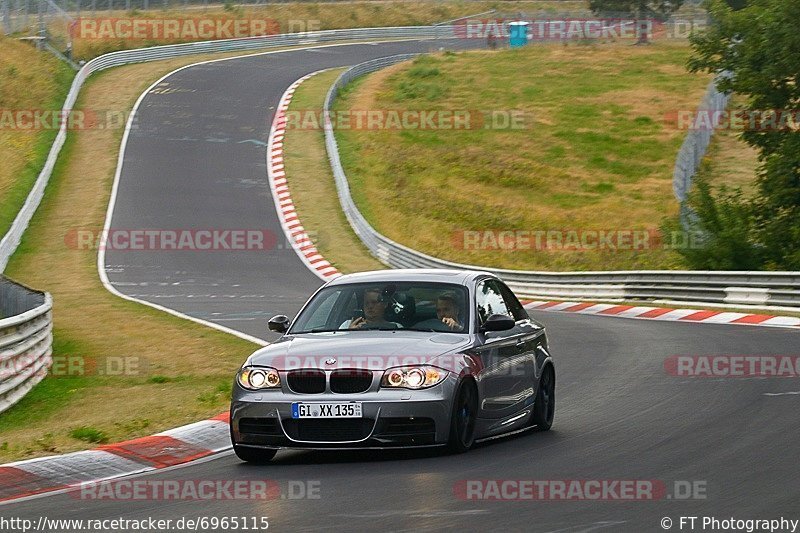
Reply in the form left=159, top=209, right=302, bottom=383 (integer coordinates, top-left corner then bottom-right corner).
left=299, top=328, right=342, bottom=333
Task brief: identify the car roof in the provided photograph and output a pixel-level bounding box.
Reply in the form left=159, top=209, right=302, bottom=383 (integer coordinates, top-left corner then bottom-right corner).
left=325, top=269, right=494, bottom=287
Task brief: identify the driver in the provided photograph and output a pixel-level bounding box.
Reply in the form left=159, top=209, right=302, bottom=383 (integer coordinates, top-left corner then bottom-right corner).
left=413, top=291, right=463, bottom=331
left=340, top=288, right=403, bottom=330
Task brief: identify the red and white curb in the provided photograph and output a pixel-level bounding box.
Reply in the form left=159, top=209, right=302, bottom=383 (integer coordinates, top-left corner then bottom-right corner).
left=267, top=70, right=342, bottom=281
left=0, top=413, right=230, bottom=504
left=524, top=300, right=800, bottom=329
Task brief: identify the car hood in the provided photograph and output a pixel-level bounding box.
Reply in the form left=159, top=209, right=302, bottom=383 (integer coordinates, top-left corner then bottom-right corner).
left=246, top=331, right=472, bottom=371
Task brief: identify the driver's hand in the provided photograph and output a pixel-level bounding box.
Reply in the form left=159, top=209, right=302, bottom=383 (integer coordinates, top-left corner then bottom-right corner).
left=442, top=317, right=460, bottom=330
left=349, top=317, right=366, bottom=329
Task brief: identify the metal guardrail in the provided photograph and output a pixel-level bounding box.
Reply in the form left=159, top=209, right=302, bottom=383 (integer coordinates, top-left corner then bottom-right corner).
left=323, top=56, right=800, bottom=310
left=0, top=277, right=53, bottom=414
left=0, top=25, right=459, bottom=272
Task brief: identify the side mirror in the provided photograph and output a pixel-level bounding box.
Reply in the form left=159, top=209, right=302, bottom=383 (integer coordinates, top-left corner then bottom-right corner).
left=480, top=313, right=515, bottom=333
left=268, top=315, right=291, bottom=333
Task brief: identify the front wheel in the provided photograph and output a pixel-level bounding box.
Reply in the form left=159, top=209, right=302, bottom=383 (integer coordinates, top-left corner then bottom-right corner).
left=233, top=443, right=277, bottom=463
left=447, top=379, right=478, bottom=453
left=531, top=366, right=555, bottom=431
left=231, top=426, right=277, bottom=463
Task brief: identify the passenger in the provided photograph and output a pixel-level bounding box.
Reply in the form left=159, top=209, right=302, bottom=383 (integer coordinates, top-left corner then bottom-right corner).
left=413, top=291, right=464, bottom=331
left=340, top=288, right=403, bottom=330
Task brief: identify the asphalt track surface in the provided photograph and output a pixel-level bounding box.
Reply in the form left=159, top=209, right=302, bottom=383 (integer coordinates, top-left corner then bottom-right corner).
left=6, top=39, right=800, bottom=532
left=102, top=38, right=480, bottom=339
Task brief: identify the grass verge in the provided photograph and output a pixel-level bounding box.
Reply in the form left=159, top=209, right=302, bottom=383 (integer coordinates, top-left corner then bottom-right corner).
left=332, top=41, right=712, bottom=271
left=283, top=68, right=385, bottom=273
left=279, top=63, right=798, bottom=320
left=0, top=35, right=75, bottom=239
left=0, top=46, right=337, bottom=462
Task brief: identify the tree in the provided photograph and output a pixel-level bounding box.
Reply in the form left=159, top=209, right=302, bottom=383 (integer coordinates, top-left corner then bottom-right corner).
left=681, top=0, right=800, bottom=270
left=662, top=177, right=764, bottom=270
left=589, top=0, right=685, bottom=43
left=724, top=0, right=747, bottom=10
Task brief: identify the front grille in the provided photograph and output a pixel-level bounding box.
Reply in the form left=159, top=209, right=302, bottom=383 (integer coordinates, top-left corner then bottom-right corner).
left=287, top=370, right=326, bottom=394
left=330, top=369, right=373, bottom=393
left=283, top=418, right=374, bottom=442
left=238, top=418, right=281, bottom=436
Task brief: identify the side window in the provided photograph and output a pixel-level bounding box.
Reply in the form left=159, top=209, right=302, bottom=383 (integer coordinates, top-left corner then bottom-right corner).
left=498, top=281, right=529, bottom=321
left=476, top=280, right=510, bottom=324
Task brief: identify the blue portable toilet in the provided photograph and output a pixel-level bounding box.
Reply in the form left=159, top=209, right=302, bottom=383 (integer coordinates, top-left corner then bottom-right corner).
left=508, top=21, right=529, bottom=48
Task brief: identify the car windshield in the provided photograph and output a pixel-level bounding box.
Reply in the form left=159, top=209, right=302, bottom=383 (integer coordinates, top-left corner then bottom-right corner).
left=289, top=282, right=470, bottom=334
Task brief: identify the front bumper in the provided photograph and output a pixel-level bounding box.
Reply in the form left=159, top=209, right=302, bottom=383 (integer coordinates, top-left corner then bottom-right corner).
left=230, top=377, right=456, bottom=449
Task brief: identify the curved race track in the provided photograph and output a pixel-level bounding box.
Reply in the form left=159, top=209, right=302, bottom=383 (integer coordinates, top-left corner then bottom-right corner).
left=6, top=39, right=800, bottom=532
left=101, top=38, right=480, bottom=339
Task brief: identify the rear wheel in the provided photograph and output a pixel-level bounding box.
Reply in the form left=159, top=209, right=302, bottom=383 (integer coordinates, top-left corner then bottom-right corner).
left=447, top=379, right=478, bottom=453
left=531, top=366, right=555, bottom=431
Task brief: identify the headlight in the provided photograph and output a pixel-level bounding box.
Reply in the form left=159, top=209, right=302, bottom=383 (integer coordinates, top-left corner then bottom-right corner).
left=238, top=367, right=281, bottom=390
left=380, top=366, right=447, bottom=389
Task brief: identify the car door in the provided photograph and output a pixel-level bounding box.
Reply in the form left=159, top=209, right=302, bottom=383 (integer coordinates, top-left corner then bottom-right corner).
left=497, top=280, right=543, bottom=406
left=471, top=278, right=531, bottom=419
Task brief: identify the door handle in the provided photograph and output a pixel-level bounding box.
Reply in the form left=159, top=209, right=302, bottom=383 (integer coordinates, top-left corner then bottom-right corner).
left=515, top=339, right=526, bottom=347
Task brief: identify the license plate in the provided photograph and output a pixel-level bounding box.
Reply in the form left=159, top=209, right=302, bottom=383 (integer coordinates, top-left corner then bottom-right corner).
left=291, top=402, right=362, bottom=419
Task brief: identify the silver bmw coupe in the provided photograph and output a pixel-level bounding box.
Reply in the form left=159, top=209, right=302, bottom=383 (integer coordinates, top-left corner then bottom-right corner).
left=229, top=269, right=555, bottom=462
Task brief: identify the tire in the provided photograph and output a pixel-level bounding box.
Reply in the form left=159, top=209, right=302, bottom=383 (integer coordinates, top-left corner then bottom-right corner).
left=447, top=379, right=479, bottom=453
left=531, top=366, right=555, bottom=431
left=230, top=426, right=278, bottom=463
left=232, top=443, right=277, bottom=463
